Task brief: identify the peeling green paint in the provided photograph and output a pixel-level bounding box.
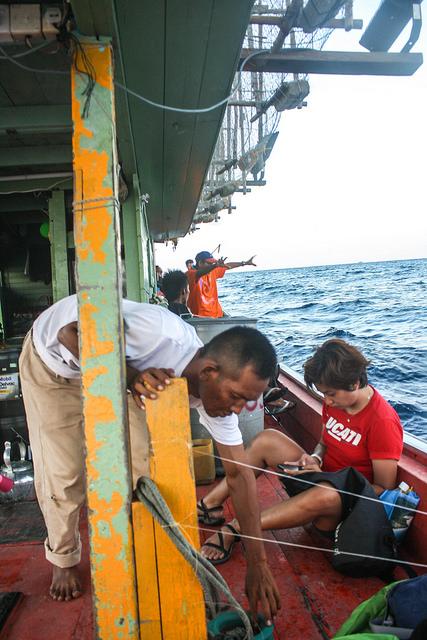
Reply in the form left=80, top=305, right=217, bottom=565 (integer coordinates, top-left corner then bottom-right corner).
left=72, top=40, right=139, bottom=639
left=97, top=520, right=111, bottom=538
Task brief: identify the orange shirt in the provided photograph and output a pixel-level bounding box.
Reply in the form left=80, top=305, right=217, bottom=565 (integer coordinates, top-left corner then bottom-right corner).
left=186, top=267, right=227, bottom=317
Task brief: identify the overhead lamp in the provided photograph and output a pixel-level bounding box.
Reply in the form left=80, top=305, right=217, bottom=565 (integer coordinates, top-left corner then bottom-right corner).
left=359, top=0, right=423, bottom=53
left=193, top=212, right=219, bottom=224
left=251, top=80, right=309, bottom=124
left=216, top=158, right=238, bottom=176
left=238, top=140, right=268, bottom=173
left=251, top=131, right=279, bottom=179
left=238, top=130, right=280, bottom=177
left=298, top=0, right=347, bottom=33
left=272, top=79, right=310, bottom=112
left=208, top=197, right=231, bottom=214
left=217, top=181, right=240, bottom=198
left=195, top=196, right=230, bottom=218
left=206, top=181, right=240, bottom=200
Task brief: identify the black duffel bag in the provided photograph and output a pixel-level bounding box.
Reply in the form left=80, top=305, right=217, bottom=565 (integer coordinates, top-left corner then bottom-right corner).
left=280, top=466, right=397, bottom=578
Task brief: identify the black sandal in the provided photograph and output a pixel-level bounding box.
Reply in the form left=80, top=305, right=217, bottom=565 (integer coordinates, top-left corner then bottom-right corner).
left=202, top=523, right=241, bottom=565
left=197, top=497, right=225, bottom=526
left=269, top=400, right=296, bottom=415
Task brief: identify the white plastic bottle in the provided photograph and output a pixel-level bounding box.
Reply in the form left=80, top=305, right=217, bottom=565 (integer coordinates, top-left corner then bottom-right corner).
left=390, top=481, right=413, bottom=530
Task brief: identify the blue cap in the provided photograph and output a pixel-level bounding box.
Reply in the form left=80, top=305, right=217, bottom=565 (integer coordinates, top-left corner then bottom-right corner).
left=195, top=251, right=215, bottom=263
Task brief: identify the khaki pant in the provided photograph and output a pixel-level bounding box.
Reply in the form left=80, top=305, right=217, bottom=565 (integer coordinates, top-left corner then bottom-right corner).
left=19, top=333, right=149, bottom=569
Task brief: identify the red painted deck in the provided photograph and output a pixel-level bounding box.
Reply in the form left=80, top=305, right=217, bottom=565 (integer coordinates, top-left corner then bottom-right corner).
left=0, top=477, right=393, bottom=640
left=1, top=397, right=424, bottom=640
left=197, top=472, right=390, bottom=640
left=0, top=515, right=93, bottom=640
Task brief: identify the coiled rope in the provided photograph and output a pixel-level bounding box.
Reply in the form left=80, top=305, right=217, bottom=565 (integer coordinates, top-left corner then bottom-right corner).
left=134, top=476, right=254, bottom=640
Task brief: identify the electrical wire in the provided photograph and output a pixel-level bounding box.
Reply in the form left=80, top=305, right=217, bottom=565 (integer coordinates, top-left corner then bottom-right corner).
left=0, top=44, right=69, bottom=74
left=0, top=39, right=53, bottom=59
left=0, top=177, right=71, bottom=195
left=0, top=40, right=270, bottom=115
left=67, top=33, right=97, bottom=118
left=113, top=50, right=269, bottom=114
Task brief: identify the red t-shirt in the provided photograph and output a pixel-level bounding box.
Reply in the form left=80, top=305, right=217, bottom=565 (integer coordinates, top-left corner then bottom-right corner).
left=187, top=267, right=227, bottom=317
left=322, top=387, right=403, bottom=483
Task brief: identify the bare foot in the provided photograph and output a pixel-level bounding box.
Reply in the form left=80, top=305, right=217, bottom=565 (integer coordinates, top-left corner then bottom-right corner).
left=50, top=565, right=82, bottom=601
left=201, top=519, right=241, bottom=563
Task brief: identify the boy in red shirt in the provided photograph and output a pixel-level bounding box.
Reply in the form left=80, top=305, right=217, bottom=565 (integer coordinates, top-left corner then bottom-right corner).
left=199, top=339, right=403, bottom=564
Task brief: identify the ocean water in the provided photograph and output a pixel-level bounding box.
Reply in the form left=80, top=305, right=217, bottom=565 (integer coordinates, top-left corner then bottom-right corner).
left=218, top=258, right=427, bottom=440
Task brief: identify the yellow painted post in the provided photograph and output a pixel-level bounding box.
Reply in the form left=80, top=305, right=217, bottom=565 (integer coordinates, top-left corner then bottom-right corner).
left=71, top=39, right=139, bottom=639
left=133, top=378, right=207, bottom=639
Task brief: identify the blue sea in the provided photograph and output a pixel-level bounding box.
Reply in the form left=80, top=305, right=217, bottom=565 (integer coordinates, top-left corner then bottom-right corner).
left=218, top=258, right=427, bottom=440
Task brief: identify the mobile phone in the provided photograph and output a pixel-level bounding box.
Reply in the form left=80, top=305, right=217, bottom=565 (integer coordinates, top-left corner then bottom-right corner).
left=277, top=463, right=302, bottom=472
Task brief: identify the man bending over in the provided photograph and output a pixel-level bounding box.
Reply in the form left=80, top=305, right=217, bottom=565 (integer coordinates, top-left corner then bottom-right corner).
left=19, top=295, right=280, bottom=624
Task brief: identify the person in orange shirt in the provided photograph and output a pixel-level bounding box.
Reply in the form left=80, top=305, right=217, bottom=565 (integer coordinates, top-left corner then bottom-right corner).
left=186, top=251, right=256, bottom=317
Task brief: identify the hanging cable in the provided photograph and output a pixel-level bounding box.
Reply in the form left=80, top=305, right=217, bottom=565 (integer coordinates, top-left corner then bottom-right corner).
left=0, top=40, right=53, bottom=59
left=0, top=39, right=270, bottom=115
left=67, top=33, right=97, bottom=118
left=0, top=44, right=69, bottom=74
left=0, top=177, right=70, bottom=195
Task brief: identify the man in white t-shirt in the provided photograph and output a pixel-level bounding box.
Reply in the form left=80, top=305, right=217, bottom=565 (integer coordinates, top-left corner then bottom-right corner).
left=19, top=295, right=280, bottom=624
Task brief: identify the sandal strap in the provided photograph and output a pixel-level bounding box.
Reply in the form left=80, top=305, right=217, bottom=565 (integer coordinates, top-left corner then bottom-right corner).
left=202, top=527, right=239, bottom=556
left=203, top=530, right=227, bottom=555
left=223, top=523, right=240, bottom=541
left=197, top=497, right=223, bottom=515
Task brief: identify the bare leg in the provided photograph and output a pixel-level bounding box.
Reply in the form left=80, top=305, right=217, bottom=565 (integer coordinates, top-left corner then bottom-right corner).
left=200, top=429, right=304, bottom=512
left=50, top=566, right=82, bottom=601
left=202, top=482, right=342, bottom=562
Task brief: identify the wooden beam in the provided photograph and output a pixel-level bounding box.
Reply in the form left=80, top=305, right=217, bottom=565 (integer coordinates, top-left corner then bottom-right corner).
left=240, top=48, right=423, bottom=76
left=134, top=379, right=207, bottom=640
left=71, top=39, right=139, bottom=639
left=0, top=145, right=72, bottom=168
left=122, top=175, right=150, bottom=302
left=0, top=105, right=71, bottom=133
left=250, top=15, right=363, bottom=29
left=48, top=191, right=69, bottom=302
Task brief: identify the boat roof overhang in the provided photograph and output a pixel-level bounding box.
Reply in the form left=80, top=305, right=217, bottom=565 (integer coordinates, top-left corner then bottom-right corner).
left=0, top=0, right=253, bottom=241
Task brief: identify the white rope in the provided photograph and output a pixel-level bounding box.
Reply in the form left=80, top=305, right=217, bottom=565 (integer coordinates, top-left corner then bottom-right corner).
left=193, top=448, right=426, bottom=518
left=189, top=524, right=427, bottom=571
left=72, top=196, right=120, bottom=213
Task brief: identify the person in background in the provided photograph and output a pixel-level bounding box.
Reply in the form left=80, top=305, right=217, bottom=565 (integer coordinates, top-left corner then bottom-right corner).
left=185, top=259, right=194, bottom=270
left=199, top=339, right=403, bottom=564
left=186, top=251, right=256, bottom=318
left=155, top=265, right=163, bottom=292
left=162, top=270, right=191, bottom=317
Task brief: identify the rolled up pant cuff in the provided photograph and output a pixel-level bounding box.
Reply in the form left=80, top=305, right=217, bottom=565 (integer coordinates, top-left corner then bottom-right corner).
left=44, top=537, right=82, bottom=568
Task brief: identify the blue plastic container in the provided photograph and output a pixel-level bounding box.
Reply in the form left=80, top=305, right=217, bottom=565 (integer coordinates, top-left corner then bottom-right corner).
left=380, top=483, right=420, bottom=543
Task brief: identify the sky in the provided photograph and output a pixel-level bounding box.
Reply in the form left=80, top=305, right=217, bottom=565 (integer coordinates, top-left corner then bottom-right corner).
left=155, top=1, right=427, bottom=272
